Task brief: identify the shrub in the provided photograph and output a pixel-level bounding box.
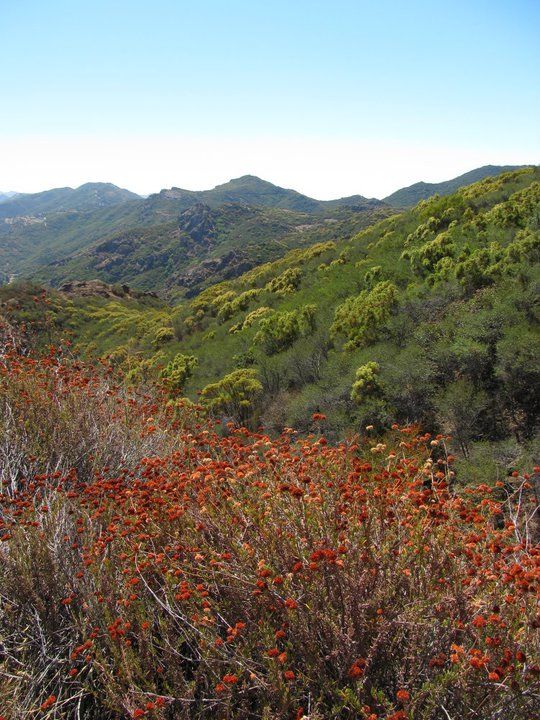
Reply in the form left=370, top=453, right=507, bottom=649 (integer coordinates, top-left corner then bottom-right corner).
left=152, top=326, right=174, bottom=345
left=265, top=267, right=302, bottom=295
left=331, top=281, right=398, bottom=350
left=0, top=352, right=538, bottom=719
left=161, top=353, right=198, bottom=394
left=254, top=305, right=317, bottom=355
left=200, top=368, right=263, bottom=421
left=351, top=361, right=383, bottom=404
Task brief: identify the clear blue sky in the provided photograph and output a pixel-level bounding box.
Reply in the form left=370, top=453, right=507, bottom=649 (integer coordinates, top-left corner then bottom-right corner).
left=1, top=0, right=538, bottom=197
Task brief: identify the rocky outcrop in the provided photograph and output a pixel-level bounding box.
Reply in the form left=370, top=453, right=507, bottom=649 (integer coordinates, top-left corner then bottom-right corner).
left=58, top=280, right=158, bottom=300
left=172, top=251, right=255, bottom=297
left=178, top=203, right=216, bottom=245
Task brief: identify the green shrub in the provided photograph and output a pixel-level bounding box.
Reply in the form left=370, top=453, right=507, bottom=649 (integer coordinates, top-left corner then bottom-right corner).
left=161, top=353, right=198, bottom=394
left=331, top=281, right=398, bottom=350
left=200, top=368, right=263, bottom=421
left=351, top=361, right=382, bottom=404
left=254, top=305, right=317, bottom=355
left=265, top=267, right=302, bottom=295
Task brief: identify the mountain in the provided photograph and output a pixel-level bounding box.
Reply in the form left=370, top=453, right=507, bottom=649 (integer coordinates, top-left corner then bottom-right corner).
left=0, top=182, right=140, bottom=219
left=3, top=167, right=538, bottom=470
left=0, top=176, right=390, bottom=293
left=384, top=165, right=528, bottom=207
left=1, top=168, right=534, bottom=298
left=0, top=191, right=18, bottom=203
left=31, top=202, right=393, bottom=298
left=150, top=175, right=384, bottom=214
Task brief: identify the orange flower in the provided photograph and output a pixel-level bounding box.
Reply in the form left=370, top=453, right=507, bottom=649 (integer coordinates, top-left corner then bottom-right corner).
left=396, top=689, right=410, bottom=703
left=40, top=695, right=57, bottom=711
left=222, top=674, right=238, bottom=684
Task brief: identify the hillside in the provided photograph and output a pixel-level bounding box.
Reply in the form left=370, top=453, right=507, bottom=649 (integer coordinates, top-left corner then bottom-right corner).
left=384, top=165, right=527, bottom=207
left=0, top=182, right=140, bottom=219
left=0, top=169, right=520, bottom=291
left=3, top=168, right=538, bottom=483
left=0, top=191, right=18, bottom=203
left=1, top=344, right=538, bottom=719
left=31, top=203, right=392, bottom=298
left=0, top=176, right=391, bottom=292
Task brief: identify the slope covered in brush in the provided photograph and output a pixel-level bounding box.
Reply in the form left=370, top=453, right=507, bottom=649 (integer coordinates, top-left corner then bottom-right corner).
left=2, top=168, right=539, bottom=476
left=0, top=345, right=538, bottom=719
left=384, top=165, right=526, bottom=207
left=30, top=204, right=392, bottom=299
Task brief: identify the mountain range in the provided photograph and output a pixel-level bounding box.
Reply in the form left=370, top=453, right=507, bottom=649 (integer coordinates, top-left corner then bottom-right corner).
left=0, top=182, right=140, bottom=219
left=3, top=166, right=538, bottom=461
left=0, top=191, right=18, bottom=203
left=0, top=165, right=529, bottom=294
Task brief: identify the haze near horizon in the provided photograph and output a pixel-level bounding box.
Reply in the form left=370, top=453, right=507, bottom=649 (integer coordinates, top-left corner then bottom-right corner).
left=0, top=0, right=538, bottom=198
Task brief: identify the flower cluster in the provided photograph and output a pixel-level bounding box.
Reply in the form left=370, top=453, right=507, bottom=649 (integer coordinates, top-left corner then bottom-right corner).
left=0, top=348, right=538, bottom=719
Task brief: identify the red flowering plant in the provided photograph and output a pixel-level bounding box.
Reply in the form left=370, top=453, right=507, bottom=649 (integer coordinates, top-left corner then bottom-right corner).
left=0, top=345, right=538, bottom=719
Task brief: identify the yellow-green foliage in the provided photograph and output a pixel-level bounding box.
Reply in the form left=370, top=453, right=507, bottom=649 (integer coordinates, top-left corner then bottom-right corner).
left=351, top=362, right=382, bottom=404
left=153, top=326, right=174, bottom=345
left=405, top=216, right=443, bottom=246
left=189, top=284, right=232, bottom=315
left=84, top=301, right=172, bottom=345
left=242, top=306, right=272, bottom=329
left=265, top=267, right=302, bottom=295
left=483, top=182, right=540, bottom=228
left=200, top=368, right=263, bottom=419
left=253, top=305, right=316, bottom=355
left=161, top=353, right=198, bottom=394
left=364, top=265, right=383, bottom=287
left=331, top=281, right=398, bottom=351
left=217, top=288, right=262, bottom=323
left=242, top=241, right=336, bottom=288
left=124, top=353, right=165, bottom=385
left=458, top=167, right=534, bottom=201
left=404, top=231, right=456, bottom=276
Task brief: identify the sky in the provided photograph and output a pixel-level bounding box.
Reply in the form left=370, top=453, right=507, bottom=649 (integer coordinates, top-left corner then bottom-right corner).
left=0, top=0, right=539, bottom=199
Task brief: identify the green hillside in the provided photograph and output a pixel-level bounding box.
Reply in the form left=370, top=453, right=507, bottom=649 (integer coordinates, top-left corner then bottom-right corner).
left=31, top=203, right=392, bottom=298
left=384, top=165, right=527, bottom=207
left=4, top=168, right=538, bottom=481
left=0, top=176, right=387, bottom=287
left=1, top=169, right=519, bottom=290
left=0, top=182, right=140, bottom=219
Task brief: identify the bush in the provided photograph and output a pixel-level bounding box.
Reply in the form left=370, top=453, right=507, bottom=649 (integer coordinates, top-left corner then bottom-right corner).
left=331, top=281, right=398, bottom=350
left=161, top=353, right=198, bottom=394
left=200, top=368, right=263, bottom=421
left=351, top=361, right=382, bottom=404
left=0, top=351, right=538, bottom=719
left=254, top=305, right=316, bottom=355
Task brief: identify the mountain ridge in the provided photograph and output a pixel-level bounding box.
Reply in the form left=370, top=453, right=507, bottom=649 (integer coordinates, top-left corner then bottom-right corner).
left=0, top=182, right=141, bottom=219
left=383, top=164, right=529, bottom=207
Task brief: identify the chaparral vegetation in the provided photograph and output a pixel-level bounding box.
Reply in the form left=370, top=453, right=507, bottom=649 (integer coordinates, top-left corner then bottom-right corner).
left=0, top=323, right=538, bottom=719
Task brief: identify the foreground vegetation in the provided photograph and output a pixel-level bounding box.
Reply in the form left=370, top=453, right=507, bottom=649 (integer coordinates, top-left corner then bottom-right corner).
left=0, top=338, right=538, bottom=719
